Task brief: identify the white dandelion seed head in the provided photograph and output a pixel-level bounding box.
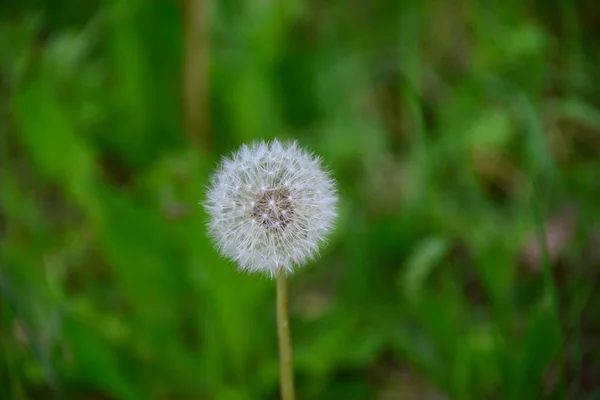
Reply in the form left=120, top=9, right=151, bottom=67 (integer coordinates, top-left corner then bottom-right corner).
left=204, top=139, right=338, bottom=277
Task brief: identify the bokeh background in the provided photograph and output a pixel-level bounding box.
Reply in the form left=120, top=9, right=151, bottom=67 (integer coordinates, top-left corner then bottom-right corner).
left=1, top=0, right=599, bottom=399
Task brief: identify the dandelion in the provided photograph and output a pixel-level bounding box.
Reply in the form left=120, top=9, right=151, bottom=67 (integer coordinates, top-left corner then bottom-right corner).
left=204, top=139, right=338, bottom=277
left=203, top=139, right=338, bottom=400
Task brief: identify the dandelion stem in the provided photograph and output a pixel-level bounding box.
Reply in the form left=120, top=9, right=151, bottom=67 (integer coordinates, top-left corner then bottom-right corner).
left=276, top=268, right=295, bottom=400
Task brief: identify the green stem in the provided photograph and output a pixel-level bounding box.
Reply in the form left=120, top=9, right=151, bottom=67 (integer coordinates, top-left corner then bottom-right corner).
left=277, top=268, right=295, bottom=400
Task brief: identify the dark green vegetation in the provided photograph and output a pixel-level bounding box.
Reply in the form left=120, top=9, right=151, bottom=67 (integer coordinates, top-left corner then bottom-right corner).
left=1, top=1, right=599, bottom=399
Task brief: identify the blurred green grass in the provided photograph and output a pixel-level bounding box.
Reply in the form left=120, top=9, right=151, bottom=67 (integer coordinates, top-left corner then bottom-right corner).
left=1, top=0, right=600, bottom=399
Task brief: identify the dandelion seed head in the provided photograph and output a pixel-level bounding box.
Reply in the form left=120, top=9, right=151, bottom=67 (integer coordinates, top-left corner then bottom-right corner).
left=204, top=139, right=338, bottom=277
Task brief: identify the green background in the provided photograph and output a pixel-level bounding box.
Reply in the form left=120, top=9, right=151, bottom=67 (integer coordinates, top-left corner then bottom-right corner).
left=1, top=0, right=599, bottom=399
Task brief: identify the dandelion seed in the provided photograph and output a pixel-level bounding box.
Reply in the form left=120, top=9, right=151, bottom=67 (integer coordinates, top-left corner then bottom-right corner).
left=203, top=139, right=338, bottom=277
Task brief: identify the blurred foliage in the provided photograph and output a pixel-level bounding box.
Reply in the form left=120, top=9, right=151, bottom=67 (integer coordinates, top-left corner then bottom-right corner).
left=1, top=0, right=600, bottom=399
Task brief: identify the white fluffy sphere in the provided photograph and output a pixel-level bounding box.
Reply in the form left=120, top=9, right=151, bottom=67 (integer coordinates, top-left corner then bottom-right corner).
left=204, top=139, right=338, bottom=277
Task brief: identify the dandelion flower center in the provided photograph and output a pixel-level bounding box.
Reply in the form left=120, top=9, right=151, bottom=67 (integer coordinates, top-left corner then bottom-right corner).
left=251, top=187, right=295, bottom=232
